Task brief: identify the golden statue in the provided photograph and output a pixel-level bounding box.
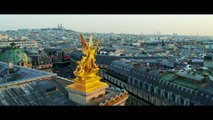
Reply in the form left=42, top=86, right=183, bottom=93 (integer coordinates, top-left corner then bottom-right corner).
left=74, top=34, right=99, bottom=80
left=67, top=33, right=108, bottom=93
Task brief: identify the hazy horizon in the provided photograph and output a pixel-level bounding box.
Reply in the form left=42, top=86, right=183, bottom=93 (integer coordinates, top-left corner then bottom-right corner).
left=1, top=15, right=213, bottom=36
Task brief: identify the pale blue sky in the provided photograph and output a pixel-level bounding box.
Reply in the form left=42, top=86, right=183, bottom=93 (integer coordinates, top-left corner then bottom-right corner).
left=0, top=15, right=213, bottom=35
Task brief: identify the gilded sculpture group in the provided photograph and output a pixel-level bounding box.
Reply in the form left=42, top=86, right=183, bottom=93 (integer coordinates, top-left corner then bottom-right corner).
left=74, top=34, right=100, bottom=80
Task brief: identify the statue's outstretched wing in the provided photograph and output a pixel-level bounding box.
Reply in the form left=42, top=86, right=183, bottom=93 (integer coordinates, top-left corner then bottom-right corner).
left=80, top=33, right=88, bottom=55
left=89, top=35, right=93, bottom=50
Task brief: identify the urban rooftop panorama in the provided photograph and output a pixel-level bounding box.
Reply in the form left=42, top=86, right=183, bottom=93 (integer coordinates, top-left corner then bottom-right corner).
left=0, top=15, right=213, bottom=106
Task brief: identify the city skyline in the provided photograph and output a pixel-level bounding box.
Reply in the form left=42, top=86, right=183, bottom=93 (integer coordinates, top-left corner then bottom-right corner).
left=1, top=15, right=213, bottom=36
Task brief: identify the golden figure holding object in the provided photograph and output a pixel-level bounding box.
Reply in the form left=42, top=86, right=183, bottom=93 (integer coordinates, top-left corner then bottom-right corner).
left=66, top=34, right=108, bottom=93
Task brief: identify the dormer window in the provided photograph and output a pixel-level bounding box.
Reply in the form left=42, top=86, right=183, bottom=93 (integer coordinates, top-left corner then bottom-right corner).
left=184, top=98, right=190, bottom=106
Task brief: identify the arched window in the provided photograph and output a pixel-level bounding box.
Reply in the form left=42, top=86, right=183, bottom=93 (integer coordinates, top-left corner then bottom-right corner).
left=184, top=98, right=190, bottom=106
left=175, top=95, right=181, bottom=105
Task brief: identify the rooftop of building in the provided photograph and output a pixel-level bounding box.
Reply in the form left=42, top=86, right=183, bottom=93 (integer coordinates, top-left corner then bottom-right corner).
left=70, top=50, right=167, bottom=62
left=176, top=71, right=204, bottom=81
left=159, top=59, right=175, bottom=67
left=160, top=72, right=203, bottom=90
left=0, top=61, right=127, bottom=106
left=0, top=61, right=56, bottom=85
left=26, top=49, right=52, bottom=65
left=106, top=59, right=213, bottom=105
left=0, top=78, right=75, bottom=105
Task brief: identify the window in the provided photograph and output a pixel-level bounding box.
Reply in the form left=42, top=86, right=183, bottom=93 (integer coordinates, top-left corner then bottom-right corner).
left=149, top=85, right=154, bottom=94
left=168, top=92, right=173, bottom=101
left=165, top=91, right=168, bottom=99
left=132, top=79, right=135, bottom=85
left=138, top=80, right=141, bottom=86
left=182, top=87, right=184, bottom=91
left=161, top=89, right=165, bottom=98
left=185, top=88, right=188, bottom=93
left=184, top=99, right=190, bottom=106
left=143, top=83, right=146, bottom=90
left=175, top=95, right=181, bottom=105
left=154, top=87, right=158, bottom=95
left=190, top=90, right=194, bottom=94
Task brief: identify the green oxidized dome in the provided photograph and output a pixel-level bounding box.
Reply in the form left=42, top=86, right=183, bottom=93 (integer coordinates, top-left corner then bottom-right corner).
left=0, top=42, right=29, bottom=65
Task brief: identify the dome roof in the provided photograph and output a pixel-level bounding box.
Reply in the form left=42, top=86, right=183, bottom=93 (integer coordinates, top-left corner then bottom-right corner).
left=0, top=42, right=29, bottom=65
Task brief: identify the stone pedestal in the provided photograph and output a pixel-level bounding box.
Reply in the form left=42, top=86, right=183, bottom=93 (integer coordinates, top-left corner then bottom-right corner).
left=66, top=76, right=108, bottom=105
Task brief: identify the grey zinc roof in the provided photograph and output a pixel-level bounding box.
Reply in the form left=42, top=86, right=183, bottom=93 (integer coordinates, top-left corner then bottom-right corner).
left=0, top=61, right=75, bottom=105
left=106, top=59, right=213, bottom=105
left=0, top=61, right=126, bottom=106
left=160, top=60, right=174, bottom=67
left=0, top=79, right=75, bottom=106
left=0, top=61, right=57, bottom=86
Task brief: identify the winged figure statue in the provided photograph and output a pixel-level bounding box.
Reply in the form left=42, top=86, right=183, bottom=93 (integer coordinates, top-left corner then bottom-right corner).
left=73, top=33, right=100, bottom=80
